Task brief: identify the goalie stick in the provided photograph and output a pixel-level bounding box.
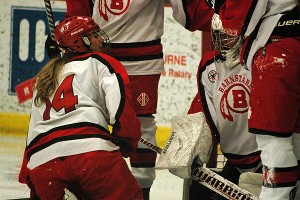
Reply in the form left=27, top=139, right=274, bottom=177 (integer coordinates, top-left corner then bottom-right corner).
left=139, top=137, right=259, bottom=200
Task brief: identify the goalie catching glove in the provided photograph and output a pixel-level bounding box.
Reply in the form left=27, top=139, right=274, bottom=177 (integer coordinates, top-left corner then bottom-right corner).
left=156, top=112, right=213, bottom=179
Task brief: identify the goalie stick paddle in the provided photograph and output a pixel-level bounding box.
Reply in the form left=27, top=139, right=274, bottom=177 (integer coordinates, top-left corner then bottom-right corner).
left=44, top=0, right=56, bottom=39
left=139, top=137, right=259, bottom=200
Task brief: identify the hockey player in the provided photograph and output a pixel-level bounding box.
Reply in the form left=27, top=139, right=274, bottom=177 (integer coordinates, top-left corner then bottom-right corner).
left=205, top=0, right=300, bottom=199
left=187, top=14, right=262, bottom=199
left=52, top=1, right=165, bottom=198
left=19, top=16, right=143, bottom=200
left=168, top=1, right=260, bottom=197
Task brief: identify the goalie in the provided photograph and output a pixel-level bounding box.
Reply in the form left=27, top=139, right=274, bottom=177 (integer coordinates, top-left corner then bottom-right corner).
left=186, top=16, right=262, bottom=200
left=157, top=8, right=263, bottom=199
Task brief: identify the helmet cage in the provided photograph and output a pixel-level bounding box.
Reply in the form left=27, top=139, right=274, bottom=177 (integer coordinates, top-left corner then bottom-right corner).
left=211, top=14, right=242, bottom=57
left=82, top=29, right=110, bottom=54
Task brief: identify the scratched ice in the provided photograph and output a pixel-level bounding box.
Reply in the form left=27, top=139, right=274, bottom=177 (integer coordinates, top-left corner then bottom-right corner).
left=0, top=134, right=183, bottom=200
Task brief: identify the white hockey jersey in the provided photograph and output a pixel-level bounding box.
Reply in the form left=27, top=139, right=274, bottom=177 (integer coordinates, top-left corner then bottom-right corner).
left=196, top=51, right=261, bottom=172
left=22, top=53, right=141, bottom=170
left=92, top=0, right=165, bottom=75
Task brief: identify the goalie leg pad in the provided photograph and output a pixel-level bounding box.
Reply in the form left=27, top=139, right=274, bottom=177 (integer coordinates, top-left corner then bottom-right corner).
left=156, top=112, right=212, bottom=179
left=238, top=172, right=263, bottom=197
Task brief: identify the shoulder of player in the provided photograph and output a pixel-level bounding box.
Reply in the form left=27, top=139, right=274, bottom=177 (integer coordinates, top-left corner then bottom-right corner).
left=71, top=52, right=116, bottom=63
left=199, top=50, right=223, bottom=69
left=197, top=50, right=223, bottom=76
left=71, top=52, right=126, bottom=72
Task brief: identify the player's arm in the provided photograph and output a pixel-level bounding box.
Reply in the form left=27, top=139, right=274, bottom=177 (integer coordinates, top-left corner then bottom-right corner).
left=98, top=55, right=141, bottom=157
left=65, top=0, right=93, bottom=17
left=206, top=0, right=261, bottom=36
left=169, top=0, right=214, bottom=31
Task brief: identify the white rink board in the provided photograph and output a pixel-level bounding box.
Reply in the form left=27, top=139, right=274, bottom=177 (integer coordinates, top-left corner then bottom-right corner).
left=158, top=6, right=201, bottom=126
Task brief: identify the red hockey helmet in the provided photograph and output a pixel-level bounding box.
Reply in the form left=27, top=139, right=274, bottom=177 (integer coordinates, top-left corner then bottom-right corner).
left=54, top=16, right=109, bottom=53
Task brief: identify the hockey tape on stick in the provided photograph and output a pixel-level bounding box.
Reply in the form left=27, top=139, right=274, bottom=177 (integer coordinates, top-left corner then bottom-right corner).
left=140, top=138, right=162, bottom=154
left=139, top=138, right=259, bottom=200
left=44, top=0, right=56, bottom=39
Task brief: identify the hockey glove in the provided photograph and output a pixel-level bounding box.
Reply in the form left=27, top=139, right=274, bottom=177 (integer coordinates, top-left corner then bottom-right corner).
left=112, top=129, right=133, bottom=158
left=115, top=136, right=132, bottom=158
left=205, top=0, right=226, bottom=14
left=45, top=34, right=61, bottom=60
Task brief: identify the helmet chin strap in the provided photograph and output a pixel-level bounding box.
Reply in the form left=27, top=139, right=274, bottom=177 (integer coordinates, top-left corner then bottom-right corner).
left=223, top=50, right=240, bottom=68
left=82, top=36, right=93, bottom=52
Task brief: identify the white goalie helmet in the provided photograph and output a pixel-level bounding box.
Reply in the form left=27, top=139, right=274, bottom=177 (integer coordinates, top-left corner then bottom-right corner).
left=211, top=14, right=243, bottom=68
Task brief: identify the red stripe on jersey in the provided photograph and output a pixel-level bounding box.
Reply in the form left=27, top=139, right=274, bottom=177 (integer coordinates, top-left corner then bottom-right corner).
left=26, top=126, right=113, bottom=159
left=109, top=43, right=162, bottom=57
left=228, top=153, right=261, bottom=166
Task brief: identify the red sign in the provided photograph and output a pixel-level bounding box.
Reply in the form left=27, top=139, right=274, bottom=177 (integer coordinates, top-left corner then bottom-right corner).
left=15, top=77, right=36, bottom=104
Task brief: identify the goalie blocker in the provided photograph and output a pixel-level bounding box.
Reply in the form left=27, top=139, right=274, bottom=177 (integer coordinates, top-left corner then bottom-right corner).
left=156, top=112, right=212, bottom=179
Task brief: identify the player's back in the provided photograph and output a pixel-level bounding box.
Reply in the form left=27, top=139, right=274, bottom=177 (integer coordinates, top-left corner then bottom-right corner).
left=26, top=53, right=123, bottom=169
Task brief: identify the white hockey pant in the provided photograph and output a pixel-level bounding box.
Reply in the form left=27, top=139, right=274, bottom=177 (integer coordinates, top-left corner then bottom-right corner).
left=256, top=134, right=298, bottom=200
left=131, top=116, right=157, bottom=188
left=293, top=133, right=300, bottom=200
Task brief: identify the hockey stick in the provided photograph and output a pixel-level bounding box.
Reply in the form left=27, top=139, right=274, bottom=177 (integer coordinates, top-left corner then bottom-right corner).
left=139, top=137, right=259, bottom=200
left=44, top=0, right=56, bottom=39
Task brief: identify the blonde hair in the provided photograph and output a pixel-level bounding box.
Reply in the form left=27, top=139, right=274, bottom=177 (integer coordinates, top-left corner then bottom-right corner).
left=34, top=56, right=69, bottom=106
